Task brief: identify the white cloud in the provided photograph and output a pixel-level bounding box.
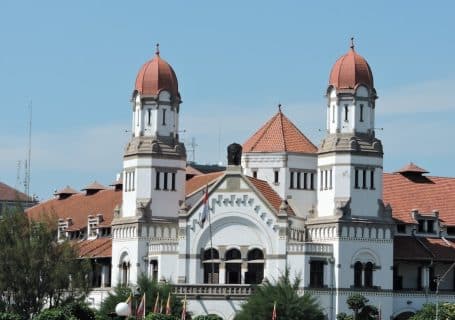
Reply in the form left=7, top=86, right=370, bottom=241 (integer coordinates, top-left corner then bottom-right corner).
left=378, top=78, right=455, bottom=114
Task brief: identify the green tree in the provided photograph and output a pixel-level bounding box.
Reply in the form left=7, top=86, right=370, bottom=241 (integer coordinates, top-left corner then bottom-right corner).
left=410, top=302, right=455, bottom=320
left=234, top=270, right=325, bottom=320
left=0, top=208, right=91, bottom=318
left=337, top=294, right=378, bottom=320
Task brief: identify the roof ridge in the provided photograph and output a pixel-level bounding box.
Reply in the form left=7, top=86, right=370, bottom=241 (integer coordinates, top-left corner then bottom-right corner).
left=278, top=111, right=287, bottom=151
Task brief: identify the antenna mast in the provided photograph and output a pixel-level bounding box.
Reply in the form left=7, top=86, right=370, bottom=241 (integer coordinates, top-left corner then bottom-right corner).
left=24, top=101, right=32, bottom=197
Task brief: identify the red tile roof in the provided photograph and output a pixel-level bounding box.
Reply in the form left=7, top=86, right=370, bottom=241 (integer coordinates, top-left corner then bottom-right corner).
left=0, top=181, right=32, bottom=202
left=81, top=181, right=107, bottom=191
left=243, top=110, right=317, bottom=154
left=54, top=186, right=79, bottom=196
left=329, top=45, right=374, bottom=90
left=185, top=172, right=224, bottom=196
left=383, top=172, right=455, bottom=224
left=75, top=238, right=112, bottom=258
left=394, top=236, right=455, bottom=261
left=247, top=176, right=294, bottom=215
left=395, top=162, right=429, bottom=174
left=135, top=47, right=179, bottom=98
left=27, top=189, right=121, bottom=231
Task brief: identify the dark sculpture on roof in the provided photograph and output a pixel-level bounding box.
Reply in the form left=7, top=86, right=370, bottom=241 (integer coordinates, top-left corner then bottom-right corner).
left=227, top=143, right=242, bottom=166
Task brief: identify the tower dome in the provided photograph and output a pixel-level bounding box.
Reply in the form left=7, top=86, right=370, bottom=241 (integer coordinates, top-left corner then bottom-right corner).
left=329, top=39, right=374, bottom=91
left=134, top=44, right=180, bottom=99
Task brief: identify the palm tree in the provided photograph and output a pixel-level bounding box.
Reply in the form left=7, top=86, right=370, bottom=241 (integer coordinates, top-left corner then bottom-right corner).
left=234, top=270, right=325, bottom=320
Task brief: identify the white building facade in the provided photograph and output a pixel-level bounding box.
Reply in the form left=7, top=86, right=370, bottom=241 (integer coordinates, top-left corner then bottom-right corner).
left=92, top=43, right=455, bottom=319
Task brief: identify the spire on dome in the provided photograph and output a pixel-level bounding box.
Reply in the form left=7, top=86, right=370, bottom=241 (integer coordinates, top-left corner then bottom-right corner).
left=350, top=37, right=355, bottom=50
left=278, top=103, right=282, bottom=113
left=155, top=43, right=160, bottom=56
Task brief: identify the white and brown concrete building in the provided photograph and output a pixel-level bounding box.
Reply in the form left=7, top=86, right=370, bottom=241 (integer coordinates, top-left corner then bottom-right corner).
left=27, top=43, right=455, bottom=319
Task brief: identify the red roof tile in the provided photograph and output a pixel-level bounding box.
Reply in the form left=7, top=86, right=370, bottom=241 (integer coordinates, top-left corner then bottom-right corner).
left=247, top=176, right=294, bottom=215
left=383, top=172, right=455, bottom=224
left=329, top=45, right=374, bottom=90
left=135, top=47, right=179, bottom=98
left=54, top=186, right=79, bottom=196
left=243, top=110, right=317, bottom=154
left=0, top=181, right=32, bottom=202
left=395, top=162, right=429, bottom=174
left=185, top=172, right=224, bottom=196
left=394, top=236, right=455, bottom=261
left=81, top=181, right=107, bottom=191
left=75, top=238, right=112, bottom=258
left=27, top=189, right=121, bottom=231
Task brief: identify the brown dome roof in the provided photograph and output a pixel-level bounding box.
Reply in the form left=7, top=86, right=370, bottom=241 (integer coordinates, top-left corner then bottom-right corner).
left=329, top=41, right=374, bottom=90
left=135, top=45, right=179, bottom=98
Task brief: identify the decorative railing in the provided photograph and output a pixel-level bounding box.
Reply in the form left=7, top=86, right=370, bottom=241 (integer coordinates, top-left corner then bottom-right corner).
left=148, top=241, right=178, bottom=254
left=287, top=242, right=333, bottom=255
left=172, top=284, right=255, bottom=297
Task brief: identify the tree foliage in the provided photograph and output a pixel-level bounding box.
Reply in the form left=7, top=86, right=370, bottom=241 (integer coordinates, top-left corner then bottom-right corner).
left=97, top=274, right=184, bottom=319
left=193, top=315, right=223, bottom=320
left=234, top=269, right=325, bottom=320
left=0, top=208, right=91, bottom=318
left=337, top=294, right=378, bottom=320
left=32, top=301, right=95, bottom=320
left=410, top=302, right=455, bottom=320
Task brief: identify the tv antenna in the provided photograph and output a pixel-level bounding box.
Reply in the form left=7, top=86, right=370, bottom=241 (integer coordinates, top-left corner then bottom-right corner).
left=24, top=101, right=32, bottom=197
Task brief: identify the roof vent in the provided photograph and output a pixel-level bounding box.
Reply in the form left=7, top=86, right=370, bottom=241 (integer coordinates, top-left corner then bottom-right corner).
left=54, top=186, right=78, bottom=200
left=81, top=181, right=107, bottom=195
left=395, top=162, right=429, bottom=177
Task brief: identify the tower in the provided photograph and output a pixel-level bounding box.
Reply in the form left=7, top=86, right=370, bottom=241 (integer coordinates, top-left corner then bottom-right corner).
left=111, top=45, right=186, bottom=286
left=317, top=39, right=383, bottom=219
left=310, top=40, right=394, bottom=316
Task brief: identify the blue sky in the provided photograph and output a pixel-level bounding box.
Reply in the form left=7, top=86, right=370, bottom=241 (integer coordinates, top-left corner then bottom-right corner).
left=1, top=1, right=454, bottom=200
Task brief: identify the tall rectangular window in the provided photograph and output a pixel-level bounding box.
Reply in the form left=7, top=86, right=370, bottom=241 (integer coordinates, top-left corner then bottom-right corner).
left=253, top=170, right=258, bottom=179
left=329, top=169, right=332, bottom=189
left=310, top=261, right=324, bottom=288
left=319, top=171, right=323, bottom=190
left=274, top=170, right=279, bottom=184
left=162, top=109, right=166, bottom=125
left=355, top=169, right=359, bottom=189
left=296, top=172, right=301, bottom=189
left=370, top=169, right=374, bottom=189
left=310, top=173, right=314, bottom=190
left=155, top=171, right=160, bottom=190
left=132, top=171, right=135, bottom=191
left=147, top=109, right=151, bottom=125
left=290, top=172, right=294, bottom=189
left=332, top=105, right=335, bottom=123
left=344, top=105, right=349, bottom=122
left=360, top=104, right=364, bottom=122
left=303, top=172, right=308, bottom=190
left=171, top=172, right=176, bottom=191
left=362, top=169, right=367, bottom=189
left=324, top=170, right=328, bottom=190
left=163, top=172, right=168, bottom=190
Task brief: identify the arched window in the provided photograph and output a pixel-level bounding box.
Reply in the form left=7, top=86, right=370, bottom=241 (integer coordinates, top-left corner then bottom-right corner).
left=246, top=249, right=264, bottom=284
left=121, top=261, right=129, bottom=286
left=354, top=261, right=363, bottom=288
left=364, top=262, right=373, bottom=288
left=225, top=249, right=242, bottom=284
left=203, top=248, right=219, bottom=284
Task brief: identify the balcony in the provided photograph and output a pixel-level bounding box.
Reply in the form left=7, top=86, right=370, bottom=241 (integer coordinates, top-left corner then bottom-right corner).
left=172, top=284, right=255, bottom=298
left=148, top=241, right=178, bottom=254
left=287, top=242, right=333, bottom=255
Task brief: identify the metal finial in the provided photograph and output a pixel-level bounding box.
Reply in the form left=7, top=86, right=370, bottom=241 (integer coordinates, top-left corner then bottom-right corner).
left=155, top=43, right=160, bottom=55
left=278, top=103, right=282, bottom=112
left=350, top=37, right=355, bottom=50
